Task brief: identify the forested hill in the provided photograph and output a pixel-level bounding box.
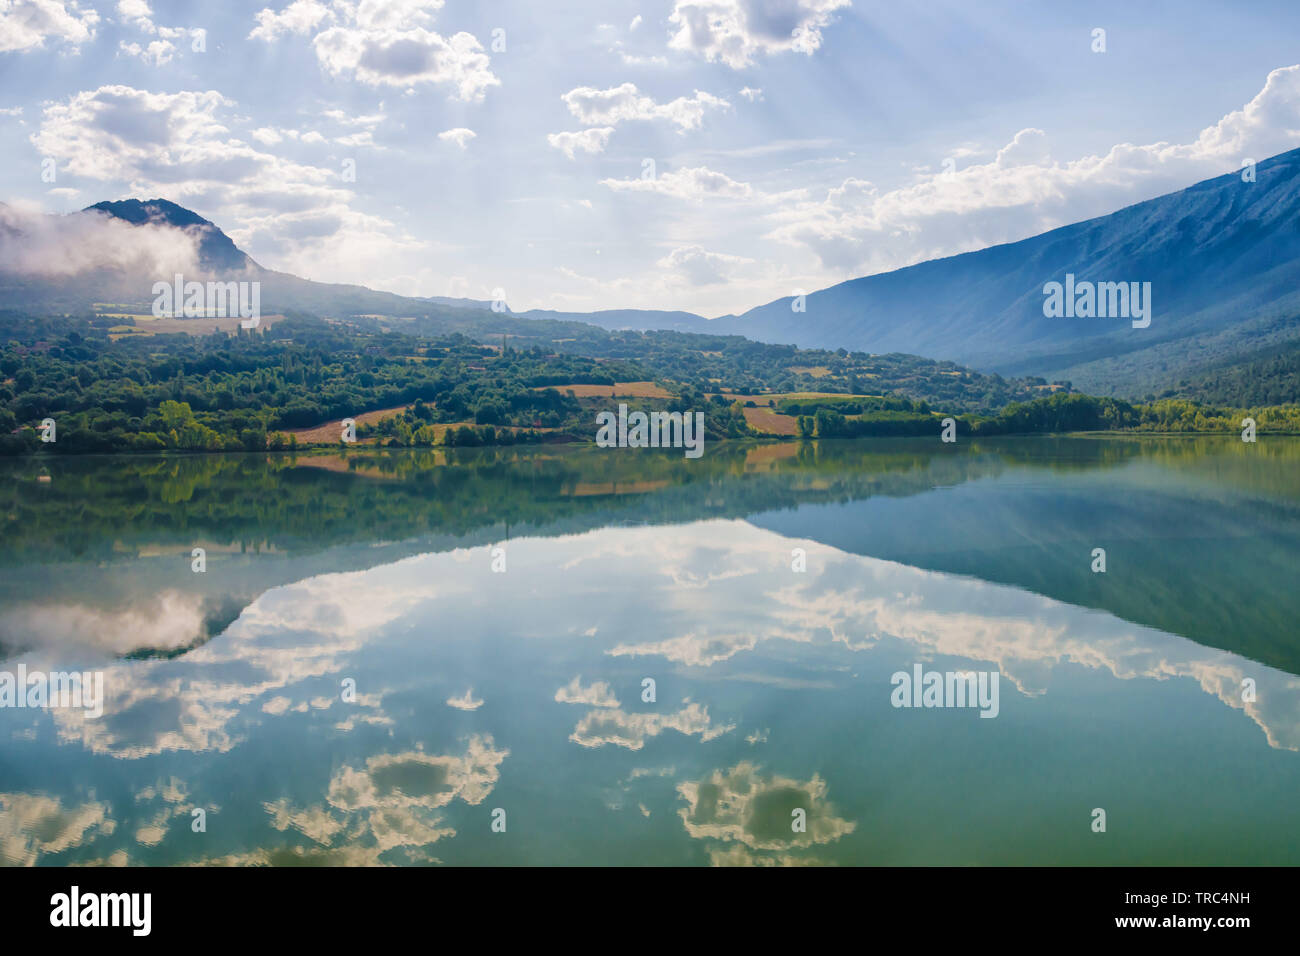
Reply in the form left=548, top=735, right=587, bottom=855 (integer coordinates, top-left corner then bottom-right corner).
left=0, top=310, right=1058, bottom=454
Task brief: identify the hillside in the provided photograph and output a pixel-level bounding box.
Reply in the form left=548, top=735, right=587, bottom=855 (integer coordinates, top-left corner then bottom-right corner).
left=528, top=150, right=1300, bottom=399
left=8, top=145, right=1300, bottom=405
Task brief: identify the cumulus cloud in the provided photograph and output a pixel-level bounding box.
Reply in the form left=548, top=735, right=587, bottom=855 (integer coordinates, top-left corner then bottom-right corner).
left=115, top=0, right=183, bottom=37
left=601, top=165, right=753, bottom=200
left=328, top=736, right=507, bottom=811
left=118, top=38, right=175, bottom=65
left=0, top=793, right=116, bottom=866
left=32, top=86, right=264, bottom=185
left=257, top=735, right=507, bottom=860
left=259, top=0, right=502, bottom=100
left=114, top=0, right=193, bottom=64
left=445, top=687, right=483, bottom=710
left=554, top=675, right=620, bottom=708
left=0, top=0, right=99, bottom=53
left=677, top=761, right=856, bottom=853
left=657, top=244, right=754, bottom=285
left=264, top=798, right=345, bottom=845
left=27, top=83, right=430, bottom=286
left=315, top=30, right=496, bottom=98
left=608, top=630, right=758, bottom=665
left=570, top=702, right=734, bottom=750
left=249, top=126, right=283, bottom=145
left=116, top=0, right=152, bottom=22
left=770, top=65, right=1300, bottom=274
left=547, top=126, right=613, bottom=159
left=993, top=126, right=1050, bottom=168
left=250, top=0, right=499, bottom=99
left=249, top=0, right=331, bottom=41
left=437, top=126, right=475, bottom=148
left=668, top=0, right=850, bottom=69
left=562, top=82, right=728, bottom=131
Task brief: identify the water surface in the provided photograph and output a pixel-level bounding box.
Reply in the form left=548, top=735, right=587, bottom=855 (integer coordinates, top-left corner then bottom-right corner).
left=2, top=437, right=1298, bottom=865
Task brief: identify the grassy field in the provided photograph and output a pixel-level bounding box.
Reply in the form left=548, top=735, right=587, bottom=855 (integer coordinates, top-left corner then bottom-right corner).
left=101, top=311, right=284, bottom=339
left=286, top=406, right=418, bottom=444
left=539, top=381, right=673, bottom=398
left=716, top=390, right=885, bottom=403
left=742, top=406, right=799, bottom=435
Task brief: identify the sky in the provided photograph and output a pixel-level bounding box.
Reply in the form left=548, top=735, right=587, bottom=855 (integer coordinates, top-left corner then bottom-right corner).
left=3, top=0, right=1300, bottom=317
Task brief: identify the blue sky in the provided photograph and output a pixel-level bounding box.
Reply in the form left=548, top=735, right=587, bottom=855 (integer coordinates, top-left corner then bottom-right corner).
left=3, top=0, right=1300, bottom=316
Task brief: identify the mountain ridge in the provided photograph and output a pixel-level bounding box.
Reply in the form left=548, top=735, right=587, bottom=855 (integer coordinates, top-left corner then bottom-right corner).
left=7, top=148, right=1300, bottom=398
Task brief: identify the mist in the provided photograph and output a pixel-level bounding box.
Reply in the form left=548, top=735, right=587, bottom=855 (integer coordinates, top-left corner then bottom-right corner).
left=0, top=202, right=203, bottom=278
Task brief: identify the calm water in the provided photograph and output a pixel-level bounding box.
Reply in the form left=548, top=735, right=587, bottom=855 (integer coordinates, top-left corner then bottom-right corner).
left=2, top=437, right=1299, bottom=865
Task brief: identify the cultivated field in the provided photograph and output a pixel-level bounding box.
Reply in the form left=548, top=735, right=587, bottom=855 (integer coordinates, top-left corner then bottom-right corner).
left=540, top=381, right=673, bottom=398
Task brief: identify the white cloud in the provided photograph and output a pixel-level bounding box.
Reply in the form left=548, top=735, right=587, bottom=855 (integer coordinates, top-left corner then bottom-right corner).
left=546, top=126, right=613, bottom=159
left=437, top=126, right=475, bottom=148
left=314, top=28, right=497, bottom=99
left=562, top=82, right=728, bottom=131
left=445, top=687, right=484, bottom=710
left=32, top=86, right=295, bottom=186
left=254, top=735, right=508, bottom=861
left=116, top=0, right=151, bottom=22
left=618, top=50, right=668, bottom=66
left=115, top=0, right=188, bottom=42
left=601, top=164, right=754, bottom=200
left=668, top=0, right=851, bottom=69
left=334, top=129, right=377, bottom=147
left=328, top=736, right=507, bottom=812
left=320, top=109, right=385, bottom=128
left=738, top=85, right=763, bottom=102
left=250, top=126, right=283, bottom=145
left=570, top=702, right=734, bottom=750
left=657, top=244, right=754, bottom=286
left=0, top=201, right=202, bottom=277
left=629, top=14, right=642, bottom=31
left=248, top=0, right=331, bottom=42
left=28, top=84, right=432, bottom=288
left=0, top=0, right=99, bottom=53
left=769, top=65, right=1300, bottom=274
left=994, top=127, right=1050, bottom=168
left=608, top=629, right=757, bottom=665
left=0, top=793, right=116, bottom=866
left=301, top=1, right=499, bottom=100
left=118, top=38, right=175, bottom=65
left=678, top=762, right=855, bottom=852
left=555, top=675, right=620, bottom=708
left=250, top=1, right=497, bottom=100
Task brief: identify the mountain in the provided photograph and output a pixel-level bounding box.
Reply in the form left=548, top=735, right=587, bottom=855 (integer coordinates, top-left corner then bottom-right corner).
left=9, top=146, right=1300, bottom=400
left=517, top=306, right=709, bottom=334
left=83, top=199, right=254, bottom=272
left=0, top=198, right=518, bottom=326
left=701, top=149, right=1300, bottom=395
left=524, top=149, right=1300, bottom=397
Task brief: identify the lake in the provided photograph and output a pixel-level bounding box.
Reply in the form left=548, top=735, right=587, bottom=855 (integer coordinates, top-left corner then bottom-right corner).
left=2, top=436, right=1299, bottom=865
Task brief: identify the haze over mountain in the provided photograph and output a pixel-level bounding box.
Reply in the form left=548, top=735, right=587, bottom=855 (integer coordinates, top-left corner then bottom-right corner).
left=530, top=148, right=1300, bottom=396
left=0, top=198, right=495, bottom=320
left=5, top=148, right=1300, bottom=398
left=711, top=148, right=1300, bottom=395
